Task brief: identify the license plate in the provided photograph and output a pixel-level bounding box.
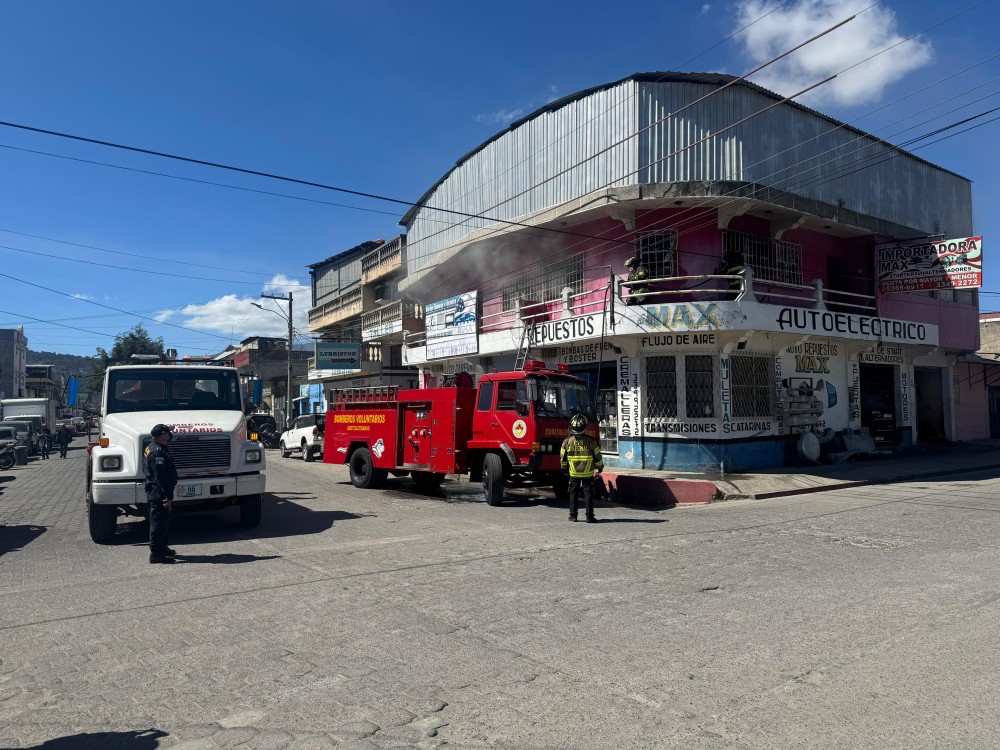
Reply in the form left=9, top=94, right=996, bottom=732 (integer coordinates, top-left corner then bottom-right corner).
left=180, top=484, right=201, bottom=497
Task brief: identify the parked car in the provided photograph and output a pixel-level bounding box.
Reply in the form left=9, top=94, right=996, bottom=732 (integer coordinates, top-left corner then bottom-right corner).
left=3, top=420, right=37, bottom=455
left=71, top=417, right=88, bottom=433
left=279, top=413, right=325, bottom=462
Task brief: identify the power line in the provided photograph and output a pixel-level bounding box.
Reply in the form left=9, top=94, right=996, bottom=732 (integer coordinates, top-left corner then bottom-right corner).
left=0, top=226, right=306, bottom=280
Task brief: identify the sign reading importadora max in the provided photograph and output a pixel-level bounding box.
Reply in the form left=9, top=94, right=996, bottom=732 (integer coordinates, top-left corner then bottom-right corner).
left=877, top=235, right=983, bottom=294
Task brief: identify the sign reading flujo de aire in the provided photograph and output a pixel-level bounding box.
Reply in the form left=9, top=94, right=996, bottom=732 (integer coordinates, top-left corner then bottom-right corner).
left=426, top=291, right=478, bottom=360
left=314, top=342, right=361, bottom=371
left=877, top=235, right=983, bottom=294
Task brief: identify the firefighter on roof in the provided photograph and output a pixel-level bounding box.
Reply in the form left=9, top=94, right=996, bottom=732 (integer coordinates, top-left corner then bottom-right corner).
left=624, top=255, right=649, bottom=304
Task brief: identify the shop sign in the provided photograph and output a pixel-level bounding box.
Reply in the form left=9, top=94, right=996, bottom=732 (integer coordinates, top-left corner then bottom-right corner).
left=616, top=356, right=640, bottom=440
left=878, top=235, right=983, bottom=294
left=640, top=303, right=722, bottom=331
left=426, top=291, right=478, bottom=359
left=361, top=318, right=402, bottom=340
left=786, top=342, right=839, bottom=374
left=859, top=345, right=905, bottom=365
left=557, top=341, right=614, bottom=365
left=315, top=342, right=361, bottom=372
left=775, top=308, right=932, bottom=344
left=528, top=314, right=602, bottom=346
left=640, top=332, right=716, bottom=348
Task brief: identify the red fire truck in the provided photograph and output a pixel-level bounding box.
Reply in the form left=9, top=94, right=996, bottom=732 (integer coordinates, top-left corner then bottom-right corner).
left=325, top=361, right=599, bottom=505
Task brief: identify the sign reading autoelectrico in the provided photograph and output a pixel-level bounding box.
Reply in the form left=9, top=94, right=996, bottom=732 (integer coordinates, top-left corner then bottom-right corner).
left=775, top=308, right=936, bottom=345
left=528, top=314, right=601, bottom=346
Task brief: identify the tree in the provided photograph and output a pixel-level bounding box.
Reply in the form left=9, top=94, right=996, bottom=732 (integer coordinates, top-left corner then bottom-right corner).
left=95, top=324, right=166, bottom=371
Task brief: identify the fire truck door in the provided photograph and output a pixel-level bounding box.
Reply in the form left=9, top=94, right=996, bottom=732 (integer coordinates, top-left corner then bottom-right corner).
left=401, top=402, right=431, bottom=469
left=493, top=380, right=531, bottom=450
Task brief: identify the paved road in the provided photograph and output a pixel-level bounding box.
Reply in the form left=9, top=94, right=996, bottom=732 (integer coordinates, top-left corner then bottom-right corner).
left=2, top=444, right=999, bottom=749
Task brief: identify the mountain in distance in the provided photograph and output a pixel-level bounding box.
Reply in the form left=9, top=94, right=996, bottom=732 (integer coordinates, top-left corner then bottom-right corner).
left=27, top=349, right=99, bottom=380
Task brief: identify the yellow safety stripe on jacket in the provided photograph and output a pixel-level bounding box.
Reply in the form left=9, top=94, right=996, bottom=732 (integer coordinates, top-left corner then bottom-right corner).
left=560, top=435, right=604, bottom=478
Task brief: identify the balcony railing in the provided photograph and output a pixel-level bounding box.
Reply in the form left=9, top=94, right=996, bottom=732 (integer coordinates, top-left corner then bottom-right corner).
left=308, top=287, right=364, bottom=331
left=402, top=267, right=877, bottom=349
left=361, top=235, right=405, bottom=285
left=361, top=300, right=424, bottom=341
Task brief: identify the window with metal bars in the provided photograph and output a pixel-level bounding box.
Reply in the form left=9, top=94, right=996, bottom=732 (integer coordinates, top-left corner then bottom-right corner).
left=722, top=230, right=802, bottom=285
left=502, top=253, right=585, bottom=311
left=643, top=355, right=677, bottom=430
left=730, top=354, right=775, bottom=418
left=685, top=355, right=716, bottom=418
left=638, top=232, right=677, bottom=279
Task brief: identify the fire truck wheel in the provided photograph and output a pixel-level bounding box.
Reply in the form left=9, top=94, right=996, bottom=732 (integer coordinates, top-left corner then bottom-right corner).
left=239, top=494, right=262, bottom=527
left=482, top=453, right=505, bottom=506
left=412, top=471, right=446, bottom=488
left=349, top=447, right=387, bottom=489
left=551, top=474, right=569, bottom=500
left=302, top=440, right=314, bottom=462
left=88, top=499, right=118, bottom=544
left=279, top=441, right=291, bottom=459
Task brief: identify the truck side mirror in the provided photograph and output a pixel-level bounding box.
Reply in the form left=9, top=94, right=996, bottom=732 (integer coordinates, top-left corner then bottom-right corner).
left=514, top=400, right=530, bottom=417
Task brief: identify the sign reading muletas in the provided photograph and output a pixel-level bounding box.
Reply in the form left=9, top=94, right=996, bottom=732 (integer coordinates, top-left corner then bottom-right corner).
left=775, top=308, right=937, bottom=345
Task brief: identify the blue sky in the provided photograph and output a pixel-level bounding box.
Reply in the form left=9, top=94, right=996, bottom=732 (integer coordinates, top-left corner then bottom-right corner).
left=1, top=0, right=998, bottom=357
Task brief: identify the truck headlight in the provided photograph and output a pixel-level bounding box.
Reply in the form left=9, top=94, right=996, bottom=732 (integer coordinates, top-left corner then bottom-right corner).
left=245, top=448, right=262, bottom=464
left=100, top=456, right=122, bottom=471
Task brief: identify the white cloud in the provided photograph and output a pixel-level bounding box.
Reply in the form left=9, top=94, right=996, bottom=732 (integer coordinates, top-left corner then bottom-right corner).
left=163, top=274, right=312, bottom=344
left=734, top=1, right=933, bottom=107
left=71, top=292, right=93, bottom=300
left=702, top=3, right=711, bottom=14
left=475, top=85, right=561, bottom=125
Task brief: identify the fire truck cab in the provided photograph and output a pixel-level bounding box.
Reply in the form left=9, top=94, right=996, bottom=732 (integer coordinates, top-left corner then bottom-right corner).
left=325, top=361, right=598, bottom=505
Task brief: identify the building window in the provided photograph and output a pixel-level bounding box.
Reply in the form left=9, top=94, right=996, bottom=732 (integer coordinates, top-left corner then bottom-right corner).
left=638, top=232, right=677, bottom=279
left=495, top=380, right=527, bottom=411
left=730, top=354, right=775, bottom=418
left=685, top=355, right=716, bottom=418
left=502, top=253, right=584, bottom=312
left=723, top=230, right=802, bottom=285
left=644, top=355, right=678, bottom=431
left=477, top=382, right=494, bottom=411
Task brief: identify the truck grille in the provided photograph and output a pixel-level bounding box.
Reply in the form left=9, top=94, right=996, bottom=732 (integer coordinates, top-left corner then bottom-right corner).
left=142, top=436, right=231, bottom=471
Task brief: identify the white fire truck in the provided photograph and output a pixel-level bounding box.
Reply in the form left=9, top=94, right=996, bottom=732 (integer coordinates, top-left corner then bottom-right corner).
left=86, top=358, right=266, bottom=544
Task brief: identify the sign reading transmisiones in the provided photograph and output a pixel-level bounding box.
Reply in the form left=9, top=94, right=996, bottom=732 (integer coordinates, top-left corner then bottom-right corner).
left=877, top=236, right=983, bottom=295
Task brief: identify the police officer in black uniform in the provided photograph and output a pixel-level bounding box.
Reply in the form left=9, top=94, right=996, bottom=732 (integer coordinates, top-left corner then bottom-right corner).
left=144, top=424, right=178, bottom=564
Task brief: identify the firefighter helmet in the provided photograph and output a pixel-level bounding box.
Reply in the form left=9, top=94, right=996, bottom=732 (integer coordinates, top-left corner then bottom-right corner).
left=569, top=413, right=588, bottom=435
left=624, top=256, right=639, bottom=268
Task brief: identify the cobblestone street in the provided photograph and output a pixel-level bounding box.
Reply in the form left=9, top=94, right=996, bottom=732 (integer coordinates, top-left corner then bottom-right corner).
left=3, top=446, right=1000, bottom=749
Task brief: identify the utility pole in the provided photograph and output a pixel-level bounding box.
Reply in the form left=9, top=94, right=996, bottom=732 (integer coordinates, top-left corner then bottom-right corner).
left=260, top=291, right=293, bottom=430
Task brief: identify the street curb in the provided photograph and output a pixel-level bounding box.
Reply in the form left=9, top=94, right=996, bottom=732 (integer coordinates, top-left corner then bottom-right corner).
left=729, top=461, right=1000, bottom=502
left=602, top=472, right=718, bottom=506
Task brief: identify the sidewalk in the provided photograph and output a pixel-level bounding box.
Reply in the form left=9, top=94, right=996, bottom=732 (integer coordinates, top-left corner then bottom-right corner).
left=602, top=439, right=1000, bottom=506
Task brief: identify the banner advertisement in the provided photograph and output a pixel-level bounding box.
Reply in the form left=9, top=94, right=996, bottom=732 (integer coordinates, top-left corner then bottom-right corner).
left=315, top=342, right=361, bottom=371
left=877, top=235, right=983, bottom=294
left=426, top=291, right=478, bottom=360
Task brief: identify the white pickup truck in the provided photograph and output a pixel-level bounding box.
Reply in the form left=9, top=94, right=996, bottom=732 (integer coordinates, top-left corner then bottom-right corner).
left=279, top=412, right=325, bottom=462
left=86, top=360, right=266, bottom=544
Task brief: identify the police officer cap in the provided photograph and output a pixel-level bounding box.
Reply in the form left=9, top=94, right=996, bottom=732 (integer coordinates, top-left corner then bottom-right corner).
left=150, top=424, right=173, bottom=438
left=624, top=256, right=639, bottom=267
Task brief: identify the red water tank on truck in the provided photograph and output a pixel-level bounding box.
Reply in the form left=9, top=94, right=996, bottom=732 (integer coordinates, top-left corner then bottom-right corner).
left=325, top=361, right=599, bottom=505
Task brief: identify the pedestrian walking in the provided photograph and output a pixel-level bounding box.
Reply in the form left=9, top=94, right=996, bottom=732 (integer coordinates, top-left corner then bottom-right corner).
left=56, top=424, right=70, bottom=458
left=39, top=428, right=50, bottom=460
left=560, top=412, right=604, bottom=523
left=144, top=424, right=178, bottom=564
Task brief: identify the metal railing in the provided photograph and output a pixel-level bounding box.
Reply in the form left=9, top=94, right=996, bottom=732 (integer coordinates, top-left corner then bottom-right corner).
left=361, top=300, right=423, bottom=339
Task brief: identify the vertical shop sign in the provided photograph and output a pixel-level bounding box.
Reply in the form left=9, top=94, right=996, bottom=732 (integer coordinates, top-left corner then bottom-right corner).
left=849, top=362, right=861, bottom=426
left=720, top=355, right=731, bottom=432
left=617, top=356, right=640, bottom=441
left=901, top=370, right=910, bottom=424
left=775, top=355, right=784, bottom=435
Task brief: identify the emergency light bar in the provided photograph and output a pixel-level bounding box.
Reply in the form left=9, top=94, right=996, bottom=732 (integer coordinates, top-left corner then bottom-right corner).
left=523, top=360, right=572, bottom=373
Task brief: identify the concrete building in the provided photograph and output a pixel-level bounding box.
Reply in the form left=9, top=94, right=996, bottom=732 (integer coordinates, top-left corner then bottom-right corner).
left=25, top=364, right=64, bottom=401
left=306, top=237, right=419, bottom=408
left=215, top=336, right=310, bottom=427
left=397, top=72, right=983, bottom=471
left=0, top=327, right=28, bottom=400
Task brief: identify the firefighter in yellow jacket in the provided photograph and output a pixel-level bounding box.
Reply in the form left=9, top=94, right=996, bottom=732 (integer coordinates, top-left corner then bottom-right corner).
left=560, top=412, right=604, bottom=523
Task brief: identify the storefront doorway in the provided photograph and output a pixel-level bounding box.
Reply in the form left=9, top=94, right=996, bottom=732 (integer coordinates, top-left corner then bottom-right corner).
left=989, top=387, right=1000, bottom=438
left=859, top=364, right=897, bottom=446
left=914, top=367, right=946, bottom=442
left=569, top=362, right=618, bottom=454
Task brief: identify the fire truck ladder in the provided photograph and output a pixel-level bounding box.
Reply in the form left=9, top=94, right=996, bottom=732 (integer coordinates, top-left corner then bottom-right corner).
left=514, top=324, right=531, bottom=371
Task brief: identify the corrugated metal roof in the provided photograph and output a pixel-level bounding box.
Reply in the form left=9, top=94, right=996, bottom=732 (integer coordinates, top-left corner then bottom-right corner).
left=307, top=239, right=385, bottom=270
left=400, top=71, right=971, bottom=227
